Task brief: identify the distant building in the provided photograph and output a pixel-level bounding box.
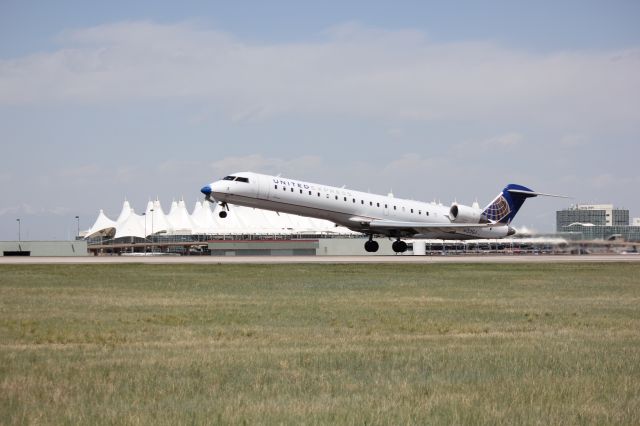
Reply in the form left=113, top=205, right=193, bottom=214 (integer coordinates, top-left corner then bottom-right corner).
left=557, top=204, right=640, bottom=241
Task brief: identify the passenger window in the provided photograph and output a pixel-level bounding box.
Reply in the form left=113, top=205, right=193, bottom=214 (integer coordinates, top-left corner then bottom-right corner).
left=361, top=200, right=364, bottom=204
left=309, top=191, right=312, bottom=195
left=300, top=189, right=303, bottom=194
left=427, top=212, right=430, bottom=216
left=335, top=195, right=338, bottom=200
left=291, top=188, right=294, bottom=192
left=377, top=203, right=380, bottom=207
left=369, top=201, right=372, bottom=206
left=318, top=192, right=321, bottom=197
left=385, top=204, right=388, bottom=209
left=283, top=186, right=286, bottom=191
left=394, top=206, right=396, bottom=210
left=411, top=209, right=414, bottom=213
left=419, top=210, right=422, bottom=215
left=353, top=198, right=356, bottom=203
left=274, top=185, right=278, bottom=190
left=344, top=197, right=347, bottom=201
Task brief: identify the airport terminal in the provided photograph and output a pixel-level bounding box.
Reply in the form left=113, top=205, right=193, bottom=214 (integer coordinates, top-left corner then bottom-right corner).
left=556, top=204, right=640, bottom=241
left=2, top=199, right=639, bottom=257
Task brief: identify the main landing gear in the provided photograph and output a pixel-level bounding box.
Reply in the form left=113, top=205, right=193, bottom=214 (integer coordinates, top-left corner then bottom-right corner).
left=218, top=202, right=229, bottom=218
left=392, top=239, right=408, bottom=254
left=364, top=235, right=379, bottom=253
left=364, top=236, right=408, bottom=253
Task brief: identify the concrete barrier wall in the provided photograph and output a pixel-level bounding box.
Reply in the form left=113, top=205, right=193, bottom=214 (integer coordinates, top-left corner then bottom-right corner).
left=317, top=238, right=409, bottom=256
left=0, top=241, right=89, bottom=257
left=206, top=238, right=416, bottom=256
left=208, top=240, right=319, bottom=256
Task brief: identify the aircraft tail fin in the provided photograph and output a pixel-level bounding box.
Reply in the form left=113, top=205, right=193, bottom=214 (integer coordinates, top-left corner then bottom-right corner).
left=482, top=184, right=568, bottom=224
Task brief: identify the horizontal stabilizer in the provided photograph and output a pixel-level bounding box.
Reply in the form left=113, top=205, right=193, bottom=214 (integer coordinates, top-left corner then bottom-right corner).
left=507, top=189, right=571, bottom=198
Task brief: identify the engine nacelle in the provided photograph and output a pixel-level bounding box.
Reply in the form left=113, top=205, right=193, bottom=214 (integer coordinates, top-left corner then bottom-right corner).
left=449, top=204, right=489, bottom=223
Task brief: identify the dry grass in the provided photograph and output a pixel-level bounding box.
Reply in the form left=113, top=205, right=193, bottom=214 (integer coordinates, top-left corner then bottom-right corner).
left=0, top=263, right=639, bottom=425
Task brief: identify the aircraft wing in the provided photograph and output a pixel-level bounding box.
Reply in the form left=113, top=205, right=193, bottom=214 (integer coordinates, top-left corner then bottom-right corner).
left=366, top=219, right=506, bottom=235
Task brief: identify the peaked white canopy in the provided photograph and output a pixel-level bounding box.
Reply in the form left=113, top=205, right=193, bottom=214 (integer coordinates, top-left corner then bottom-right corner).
left=143, top=199, right=171, bottom=235
left=84, top=209, right=117, bottom=238
left=114, top=207, right=145, bottom=239
left=84, top=198, right=358, bottom=239
left=167, top=199, right=196, bottom=234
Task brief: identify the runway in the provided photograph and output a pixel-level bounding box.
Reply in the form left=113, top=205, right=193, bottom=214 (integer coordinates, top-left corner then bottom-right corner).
left=1, top=254, right=639, bottom=264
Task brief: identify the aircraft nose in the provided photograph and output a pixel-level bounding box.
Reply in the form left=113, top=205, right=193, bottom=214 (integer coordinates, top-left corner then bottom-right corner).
left=200, top=185, right=212, bottom=196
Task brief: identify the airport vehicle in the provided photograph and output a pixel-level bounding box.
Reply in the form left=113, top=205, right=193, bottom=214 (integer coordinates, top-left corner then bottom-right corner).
left=201, top=172, right=561, bottom=253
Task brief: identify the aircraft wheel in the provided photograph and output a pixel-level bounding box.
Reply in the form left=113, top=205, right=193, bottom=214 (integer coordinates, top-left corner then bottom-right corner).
left=364, top=240, right=379, bottom=253
left=219, top=211, right=227, bottom=218
left=392, top=240, right=407, bottom=253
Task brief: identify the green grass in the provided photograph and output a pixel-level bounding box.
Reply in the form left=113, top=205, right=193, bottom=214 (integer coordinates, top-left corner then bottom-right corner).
left=0, top=263, right=639, bottom=425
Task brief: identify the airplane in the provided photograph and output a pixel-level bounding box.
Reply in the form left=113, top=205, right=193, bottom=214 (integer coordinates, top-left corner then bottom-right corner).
left=200, top=172, right=565, bottom=253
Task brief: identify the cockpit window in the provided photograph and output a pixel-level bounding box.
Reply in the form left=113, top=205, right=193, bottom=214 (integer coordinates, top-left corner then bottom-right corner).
left=222, top=175, right=249, bottom=183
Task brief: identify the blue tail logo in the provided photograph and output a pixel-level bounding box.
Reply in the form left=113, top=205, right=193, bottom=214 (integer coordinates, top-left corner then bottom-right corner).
left=483, top=184, right=538, bottom=224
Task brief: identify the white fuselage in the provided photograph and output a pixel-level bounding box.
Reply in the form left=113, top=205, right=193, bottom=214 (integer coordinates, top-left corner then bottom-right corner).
left=207, top=172, right=511, bottom=240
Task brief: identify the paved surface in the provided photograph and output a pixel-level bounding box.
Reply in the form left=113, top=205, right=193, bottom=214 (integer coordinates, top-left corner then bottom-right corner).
left=1, top=254, right=639, bottom=264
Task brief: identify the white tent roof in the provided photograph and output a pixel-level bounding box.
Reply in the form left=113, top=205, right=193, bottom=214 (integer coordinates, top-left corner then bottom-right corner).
left=190, top=201, right=205, bottom=231
left=191, top=201, right=217, bottom=234
left=86, top=198, right=358, bottom=239
left=116, top=200, right=132, bottom=225
left=144, top=199, right=171, bottom=235
left=114, top=207, right=145, bottom=239
left=85, top=209, right=117, bottom=238
left=249, top=208, right=284, bottom=234
left=214, top=204, right=251, bottom=234
left=167, top=199, right=195, bottom=234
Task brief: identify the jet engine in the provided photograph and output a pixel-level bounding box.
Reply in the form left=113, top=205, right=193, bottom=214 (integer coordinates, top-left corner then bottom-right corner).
left=449, top=204, right=489, bottom=223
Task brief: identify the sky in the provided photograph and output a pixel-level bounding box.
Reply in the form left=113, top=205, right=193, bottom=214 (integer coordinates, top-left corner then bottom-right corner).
left=1, top=0, right=639, bottom=240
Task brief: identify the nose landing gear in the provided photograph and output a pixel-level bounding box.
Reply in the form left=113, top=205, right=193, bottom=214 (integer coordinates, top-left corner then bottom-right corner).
left=218, top=202, right=229, bottom=218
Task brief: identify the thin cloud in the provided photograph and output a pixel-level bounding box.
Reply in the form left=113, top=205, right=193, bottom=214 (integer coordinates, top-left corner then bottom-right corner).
left=483, top=133, right=524, bottom=148
left=0, top=206, right=21, bottom=216
left=0, top=204, right=71, bottom=217
left=382, top=153, right=444, bottom=175
left=590, top=174, right=640, bottom=190
left=559, top=133, right=590, bottom=148
left=0, top=21, right=638, bottom=131
left=210, top=155, right=324, bottom=178
left=56, top=164, right=103, bottom=178
left=452, top=132, right=525, bottom=156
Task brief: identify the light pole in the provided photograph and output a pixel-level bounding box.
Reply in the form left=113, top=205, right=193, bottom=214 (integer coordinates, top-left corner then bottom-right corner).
left=16, top=218, right=21, bottom=241
left=75, top=216, right=80, bottom=240
left=142, top=212, right=147, bottom=254
left=150, top=208, right=154, bottom=253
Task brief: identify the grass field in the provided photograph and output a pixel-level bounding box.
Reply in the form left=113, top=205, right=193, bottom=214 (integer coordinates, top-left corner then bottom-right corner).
left=1, top=263, right=639, bottom=425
